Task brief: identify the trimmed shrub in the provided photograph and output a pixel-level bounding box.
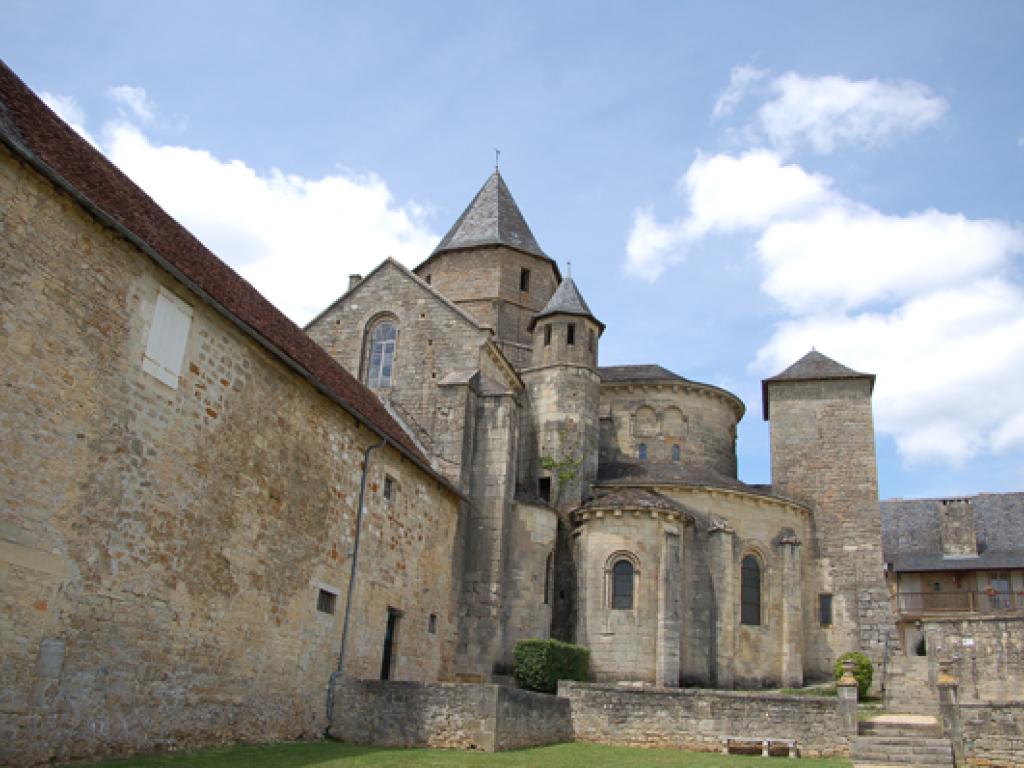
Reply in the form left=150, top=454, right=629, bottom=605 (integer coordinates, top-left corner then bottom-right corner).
left=513, top=638, right=590, bottom=693
left=834, top=651, right=873, bottom=698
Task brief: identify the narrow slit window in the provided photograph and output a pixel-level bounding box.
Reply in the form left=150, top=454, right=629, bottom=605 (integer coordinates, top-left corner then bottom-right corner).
left=142, top=288, right=193, bottom=389
left=544, top=324, right=552, bottom=346
left=520, top=268, right=530, bottom=292
left=544, top=552, right=553, bottom=605
left=567, top=323, right=575, bottom=346
left=638, top=443, right=647, bottom=461
left=383, top=475, right=396, bottom=502
left=538, top=477, right=551, bottom=502
left=428, top=613, right=438, bottom=634
left=671, top=444, right=681, bottom=462
left=819, top=593, right=833, bottom=626
left=741, top=556, right=761, bottom=626
left=588, top=329, right=595, bottom=353
left=425, top=274, right=432, bottom=285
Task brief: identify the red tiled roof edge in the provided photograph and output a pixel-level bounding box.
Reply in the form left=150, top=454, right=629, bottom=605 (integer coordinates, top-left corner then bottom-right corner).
left=0, top=60, right=458, bottom=496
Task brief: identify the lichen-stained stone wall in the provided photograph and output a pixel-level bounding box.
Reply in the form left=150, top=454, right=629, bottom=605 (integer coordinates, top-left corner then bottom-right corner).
left=415, top=246, right=559, bottom=347
left=766, top=378, right=895, bottom=675
left=557, top=681, right=849, bottom=757
left=305, top=261, right=491, bottom=488
left=661, top=489, right=810, bottom=688
left=499, top=502, right=557, bottom=664
left=329, top=680, right=572, bottom=752
left=961, top=702, right=1024, bottom=767
left=924, top=617, right=1024, bottom=702
left=599, top=382, right=740, bottom=476
left=0, top=145, right=461, bottom=766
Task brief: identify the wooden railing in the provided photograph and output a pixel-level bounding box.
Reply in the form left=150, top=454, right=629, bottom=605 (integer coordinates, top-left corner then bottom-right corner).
left=895, top=590, right=1021, bottom=615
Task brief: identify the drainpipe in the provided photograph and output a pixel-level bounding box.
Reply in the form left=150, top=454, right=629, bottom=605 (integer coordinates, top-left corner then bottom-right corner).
left=324, top=437, right=386, bottom=736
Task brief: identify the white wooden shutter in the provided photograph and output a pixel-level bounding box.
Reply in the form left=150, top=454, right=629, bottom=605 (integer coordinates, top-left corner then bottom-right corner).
left=142, top=288, right=193, bottom=388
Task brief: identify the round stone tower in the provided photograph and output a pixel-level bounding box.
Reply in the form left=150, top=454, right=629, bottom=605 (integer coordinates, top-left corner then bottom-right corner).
left=520, top=277, right=604, bottom=511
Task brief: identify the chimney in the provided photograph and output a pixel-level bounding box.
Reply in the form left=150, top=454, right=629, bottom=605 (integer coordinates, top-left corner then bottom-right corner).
left=348, top=274, right=362, bottom=291
left=940, top=499, right=977, bottom=557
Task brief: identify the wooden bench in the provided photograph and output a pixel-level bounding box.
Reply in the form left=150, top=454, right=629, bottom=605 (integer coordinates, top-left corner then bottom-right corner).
left=720, top=735, right=798, bottom=757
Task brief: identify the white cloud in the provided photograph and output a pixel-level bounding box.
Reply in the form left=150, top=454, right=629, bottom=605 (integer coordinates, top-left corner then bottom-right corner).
left=711, top=65, right=767, bottom=120
left=628, top=67, right=1024, bottom=468
left=755, top=279, right=1024, bottom=465
left=102, top=122, right=438, bottom=323
left=108, top=85, right=155, bottom=122
left=40, top=91, right=98, bottom=146
left=758, top=72, right=948, bottom=154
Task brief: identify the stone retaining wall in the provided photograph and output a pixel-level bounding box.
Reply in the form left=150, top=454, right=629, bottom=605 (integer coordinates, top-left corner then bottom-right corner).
left=925, top=617, right=1024, bottom=702
left=557, top=682, right=850, bottom=757
left=961, top=702, right=1024, bottom=767
left=329, top=680, right=572, bottom=752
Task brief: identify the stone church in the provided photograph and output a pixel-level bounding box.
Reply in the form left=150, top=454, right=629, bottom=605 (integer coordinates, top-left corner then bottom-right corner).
left=305, top=168, right=895, bottom=689
left=9, top=58, right=1021, bottom=767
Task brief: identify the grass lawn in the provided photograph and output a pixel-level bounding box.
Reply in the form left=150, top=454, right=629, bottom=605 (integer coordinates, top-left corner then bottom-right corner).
left=81, top=741, right=853, bottom=768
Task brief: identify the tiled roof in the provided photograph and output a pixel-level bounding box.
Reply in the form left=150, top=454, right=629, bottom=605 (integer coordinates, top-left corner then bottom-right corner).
left=577, top=487, right=696, bottom=519
left=880, top=492, right=1024, bottom=569
left=0, top=60, right=455, bottom=493
left=596, top=461, right=803, bottom=506
left=762, top=350, right=875, bottom=419
left=431, top=170, right=546, bottom=258
left=528, top=277, right=605, bottom=333
left=598, top=364, right=690, bottom=383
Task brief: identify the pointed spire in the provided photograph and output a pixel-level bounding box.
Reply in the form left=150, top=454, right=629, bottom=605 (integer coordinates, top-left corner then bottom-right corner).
left=431, top=171, right=547, bottom=259
left=529, top=276, right=605, bottom=334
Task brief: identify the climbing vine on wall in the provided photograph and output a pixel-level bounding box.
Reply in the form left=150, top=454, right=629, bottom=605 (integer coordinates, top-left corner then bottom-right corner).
left=538, top=421, right=590, bottom=508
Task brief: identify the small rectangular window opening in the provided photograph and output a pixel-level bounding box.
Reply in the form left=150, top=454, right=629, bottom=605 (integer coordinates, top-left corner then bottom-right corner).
left=520, top=268, right=530, bottom=292
left=819, top=593, right=833, bottom=626
left=383, top=475, right=396, bottom=502
left=538, top=477, right=551, bottom=502
left=425, top=274, right=432, bottom=285
left=317, top=588, right=337, bottom=615
left=544, top=324, right=552, bottom=346
left=588, top=329, right=595, bottom=353
left=428, top=613, right=438, bottom=634
left=567, top=323, right=575, bottom=346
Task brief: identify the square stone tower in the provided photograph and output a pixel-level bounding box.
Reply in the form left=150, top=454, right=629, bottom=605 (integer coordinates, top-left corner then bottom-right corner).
left=763, top=351, right=895, bottom=678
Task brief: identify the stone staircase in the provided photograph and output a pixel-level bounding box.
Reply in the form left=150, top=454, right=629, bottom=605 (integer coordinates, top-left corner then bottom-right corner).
left=883, top=655, right=939, bottom=716
left=852, top=716, right=953, bottom=768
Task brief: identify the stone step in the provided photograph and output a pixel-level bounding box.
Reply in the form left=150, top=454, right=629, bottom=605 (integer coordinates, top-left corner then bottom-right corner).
left=851, top=735, right=953, bottom=766
left=859, top=723, right=943, bottom=738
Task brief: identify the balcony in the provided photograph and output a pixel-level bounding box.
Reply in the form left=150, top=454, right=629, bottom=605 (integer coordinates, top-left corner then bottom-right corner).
left=895, top=590, right=1022, bottom=616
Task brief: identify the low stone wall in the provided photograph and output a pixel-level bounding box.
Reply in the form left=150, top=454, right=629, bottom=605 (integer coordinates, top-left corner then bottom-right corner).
left=961, top=702, right=1024, bottom=767
left=329, top=680, right=571, bottom=752
left=925, top=616, right=1024, bottom=702
left=557, top=682, right=850, bottom=757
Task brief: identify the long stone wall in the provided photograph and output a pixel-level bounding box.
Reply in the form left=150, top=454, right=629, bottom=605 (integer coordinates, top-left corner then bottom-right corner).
left=329, top=680, right=572, bottom=751
left=961, top=702, right=1024, bottom=767
left=557, top=682, right=851, bottom=757
left=0, top=141, right=462, bottom=766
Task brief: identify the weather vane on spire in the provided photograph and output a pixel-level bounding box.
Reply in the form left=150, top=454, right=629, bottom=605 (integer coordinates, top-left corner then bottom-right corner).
left=495, top=148, right=500, bottom=172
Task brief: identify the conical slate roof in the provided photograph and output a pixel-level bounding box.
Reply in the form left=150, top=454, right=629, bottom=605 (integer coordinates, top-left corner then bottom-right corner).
left=762, top=350, right=875, bottom=419
left=528, top=277, right=605, bottom=333
left=431, top=171, right=547, bottom=258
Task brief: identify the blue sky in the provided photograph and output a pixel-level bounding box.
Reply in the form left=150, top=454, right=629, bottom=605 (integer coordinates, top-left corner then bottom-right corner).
left=4, top=1, right=1023, bottom=499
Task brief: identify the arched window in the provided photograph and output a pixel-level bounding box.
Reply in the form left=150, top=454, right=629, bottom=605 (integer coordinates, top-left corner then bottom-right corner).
left=367, top=321, right=397, bottom=388
left=741, top=555, right=761, bottom=626
left=612, top=559, right=634, bottom=610
left=671, top=444, right=681, bottom=462
left=638, top=443, right=648, bottom=461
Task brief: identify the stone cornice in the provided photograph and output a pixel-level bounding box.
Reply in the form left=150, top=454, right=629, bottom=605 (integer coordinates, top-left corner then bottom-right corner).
left=599, top=378, right=745, bottom=421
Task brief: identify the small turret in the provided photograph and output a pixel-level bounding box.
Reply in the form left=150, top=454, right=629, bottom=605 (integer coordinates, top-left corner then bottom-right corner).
left=528, top=277, right=604, bottom=369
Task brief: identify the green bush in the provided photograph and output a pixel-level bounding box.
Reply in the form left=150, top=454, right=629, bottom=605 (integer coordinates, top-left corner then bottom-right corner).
left=833, top=651, right=873, bottom=698
left=513, top=638, right=590, bottom=693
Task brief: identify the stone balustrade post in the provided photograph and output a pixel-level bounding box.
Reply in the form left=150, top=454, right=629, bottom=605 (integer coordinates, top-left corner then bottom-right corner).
left=836, top=658, right=859, bottom=737
left=937, top=660, right=963, bottom=767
